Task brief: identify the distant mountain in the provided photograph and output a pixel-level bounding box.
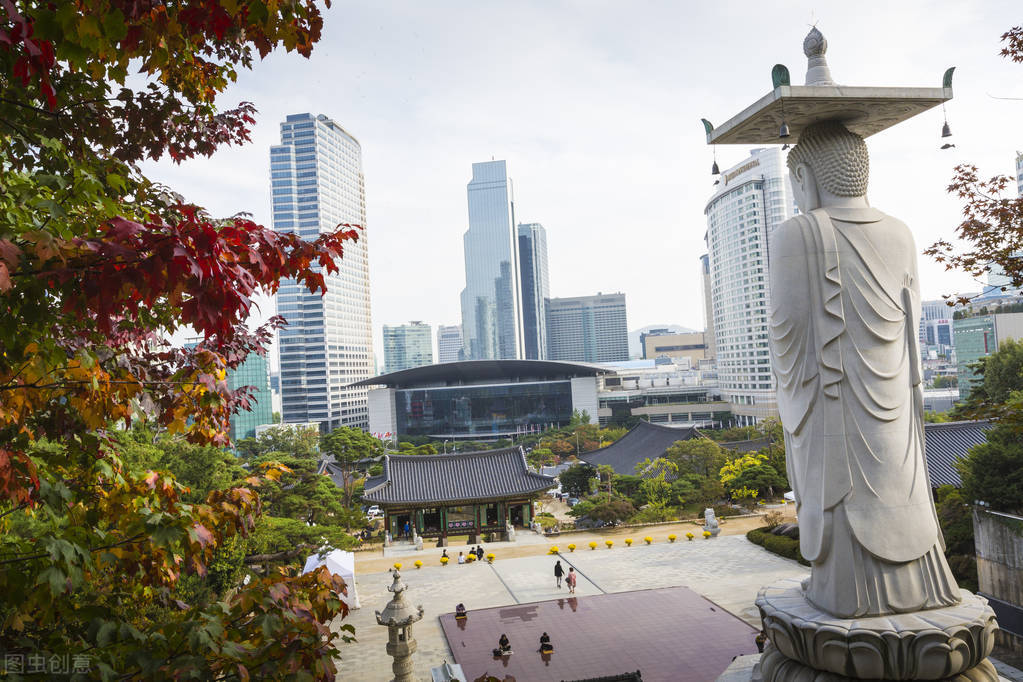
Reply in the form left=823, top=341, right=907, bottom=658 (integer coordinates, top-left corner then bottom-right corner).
left=628, top=324, right=698, bottom=359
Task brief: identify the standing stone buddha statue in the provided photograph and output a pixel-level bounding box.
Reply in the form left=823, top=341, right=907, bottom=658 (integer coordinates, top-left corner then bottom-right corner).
left=768, top=120, right=961, bottom=618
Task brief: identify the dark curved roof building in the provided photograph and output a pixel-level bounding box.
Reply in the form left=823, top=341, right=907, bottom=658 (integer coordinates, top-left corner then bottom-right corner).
left=352, top=359, right=611, bottom=440
left=580, top=421, right=699, bottom=476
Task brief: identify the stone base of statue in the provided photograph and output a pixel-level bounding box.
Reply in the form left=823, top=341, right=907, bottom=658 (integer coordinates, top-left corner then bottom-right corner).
left=756, top=578, right=999, bottom=681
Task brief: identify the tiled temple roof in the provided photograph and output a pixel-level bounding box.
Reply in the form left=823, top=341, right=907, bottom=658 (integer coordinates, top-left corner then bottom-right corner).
left=362, top=446, right=555, bottom=507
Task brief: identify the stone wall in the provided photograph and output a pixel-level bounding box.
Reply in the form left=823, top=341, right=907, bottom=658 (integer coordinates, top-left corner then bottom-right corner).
left=974, top=508, right=1023, bottom=655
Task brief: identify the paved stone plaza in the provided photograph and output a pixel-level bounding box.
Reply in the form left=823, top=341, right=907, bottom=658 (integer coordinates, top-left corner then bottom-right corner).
left=334, top=534, right=810, bottom=681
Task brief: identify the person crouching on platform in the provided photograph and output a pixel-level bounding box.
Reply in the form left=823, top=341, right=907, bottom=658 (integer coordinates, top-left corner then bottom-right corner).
left=492, top=634, right=512, bottom=657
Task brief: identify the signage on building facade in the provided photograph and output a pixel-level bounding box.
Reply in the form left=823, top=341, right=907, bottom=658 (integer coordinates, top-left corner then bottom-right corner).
left=723, top=157, right=761, bottom=185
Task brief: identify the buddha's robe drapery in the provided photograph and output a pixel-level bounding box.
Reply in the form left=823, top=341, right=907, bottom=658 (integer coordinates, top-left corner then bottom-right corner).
left=768, top=207, right=960, bottom=618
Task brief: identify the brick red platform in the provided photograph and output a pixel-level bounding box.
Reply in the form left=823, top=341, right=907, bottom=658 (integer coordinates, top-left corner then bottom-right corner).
left=439, top=586, right=758, bottom=681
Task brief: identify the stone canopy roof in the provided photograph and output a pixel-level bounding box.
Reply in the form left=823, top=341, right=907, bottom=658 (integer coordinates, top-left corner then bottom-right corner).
left=362, top=446, right=556, bottom=507
left=923, top=420, right=992, bottom=488
left=579, top=421, right=698, bottom=476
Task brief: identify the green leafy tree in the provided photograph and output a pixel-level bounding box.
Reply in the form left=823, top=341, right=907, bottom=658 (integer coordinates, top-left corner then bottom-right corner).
left=955, top=421, right=1023, bottom=514
left=635, top=457, right=678, bottom=508
left=322, top=426, right=384, bottom=508
left=934, top=485, right=978, bottom=591
left=611, top=474, right=644, bottom=504
left=596, top=463, right=616, bottom=495
left=567, top=498, right=595, bottom=519
left=396, top=441, right=439, bottom=456
left=254, top=454, right=347, bottom=525
left=586, top=496, right=636, bottom=525
left=559, top=464, right=596, bottom=498
left=527, top=446, right=556, bottom=469
left=668, top=477, right=698, bottom=508
left=568, top=409, right=592, bottom=427
left=249, top=424, right=321, bottom=458
left=720, top=452, right=785, bottom=499
left=664, top=438, right=727, bottom=478
left=119, top=432, right=248, bottom=504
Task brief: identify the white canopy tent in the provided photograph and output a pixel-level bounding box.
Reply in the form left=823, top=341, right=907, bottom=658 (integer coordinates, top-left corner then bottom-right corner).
left=783, top=491, right=796, bottom=502
left=303, top=549, right=360, bottom=609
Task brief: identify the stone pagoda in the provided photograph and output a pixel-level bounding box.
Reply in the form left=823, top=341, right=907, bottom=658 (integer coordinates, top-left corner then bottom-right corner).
left=375, top=569, right=424, bottom=682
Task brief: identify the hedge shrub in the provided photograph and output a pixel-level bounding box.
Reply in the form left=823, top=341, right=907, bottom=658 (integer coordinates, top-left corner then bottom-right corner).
left=746, top=526, right=809, bottom=566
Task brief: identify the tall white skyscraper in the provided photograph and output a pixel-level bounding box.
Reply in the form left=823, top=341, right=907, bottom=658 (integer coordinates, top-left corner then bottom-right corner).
left=459, top=160, right=523, bottom=360
left=704, top=147, right=794, bottom=425
left=436, top=324, right=464, bottom=363
left=382, top=322, right=433, bottom=373
left=270, top=113, right=373, bottom=431
left=518, top=222, right=550, bottom=360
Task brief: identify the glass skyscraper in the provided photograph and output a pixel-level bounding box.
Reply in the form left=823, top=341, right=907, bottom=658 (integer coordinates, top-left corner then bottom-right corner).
left=459, top=160, right=523, bottom=360
left=382, top=322, right=434, bottom=373
left=228, top=352, right=273, bottom=441
left=704, top=147, right=794, bottom=425
left=517, top=222, right=550, bottom=360
left=270, top=113, right=373, bottom=432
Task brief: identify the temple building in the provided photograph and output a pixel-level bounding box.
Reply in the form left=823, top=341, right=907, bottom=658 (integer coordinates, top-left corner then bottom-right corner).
left=362, top=446, right=556, bottom=546
left=579, top=421, right=698, bottom=476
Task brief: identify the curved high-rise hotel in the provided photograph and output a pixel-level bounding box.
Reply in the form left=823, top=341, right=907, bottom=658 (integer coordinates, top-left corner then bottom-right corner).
left=704, top=147, right=794, bottom=425
left=270, top=113, right=373, bottom=431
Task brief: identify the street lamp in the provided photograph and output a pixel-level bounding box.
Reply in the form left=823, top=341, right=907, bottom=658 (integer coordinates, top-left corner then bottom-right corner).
left=443, top=440, right=448, bottom=454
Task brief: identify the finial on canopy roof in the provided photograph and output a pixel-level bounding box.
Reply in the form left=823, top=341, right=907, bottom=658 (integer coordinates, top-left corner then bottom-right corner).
left=803, top=27, right=836, bottom=86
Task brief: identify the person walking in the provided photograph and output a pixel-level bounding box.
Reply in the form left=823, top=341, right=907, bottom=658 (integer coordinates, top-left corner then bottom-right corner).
left=554, top=560, right=565, bottom=588
left=403, top=520, right=410, bottom=539
left=566, top=566, right=577, bottom=594
left=475, top=545, right=484, bottom=563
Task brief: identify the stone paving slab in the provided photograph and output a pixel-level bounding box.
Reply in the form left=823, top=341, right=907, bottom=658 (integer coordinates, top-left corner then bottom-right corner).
left=488, top=554, right=603, bottom=603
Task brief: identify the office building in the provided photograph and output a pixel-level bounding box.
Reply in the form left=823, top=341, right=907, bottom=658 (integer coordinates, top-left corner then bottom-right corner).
left=383, top=321, right=434, bottom=374
left=919, top=299, right=955, bottom=360
left=700, top=253, right=716, bottom=360
left=953, top=311, right=1023, bottom=394
left=704, top=146, right=794, bottom=425
left=270, top=113, right=373, bottom=431
left=546, top=293, right=629, bottom=363
left=437, top=324, right=464, bottom=363
left=597, top=358, right=728, bottom=428
left=459, top=160, right=523, bottom=360
left=639, top=329, right=707, bottom=363
left=517, top=222, right=550, bottom=360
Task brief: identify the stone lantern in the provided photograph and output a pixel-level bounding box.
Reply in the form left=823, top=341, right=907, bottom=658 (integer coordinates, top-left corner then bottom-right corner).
left=375, top=569, right=424, bottom=682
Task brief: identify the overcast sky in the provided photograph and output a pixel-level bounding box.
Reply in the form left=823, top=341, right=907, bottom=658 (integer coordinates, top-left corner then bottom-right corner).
left=145, top=1, right=1022, bottom=366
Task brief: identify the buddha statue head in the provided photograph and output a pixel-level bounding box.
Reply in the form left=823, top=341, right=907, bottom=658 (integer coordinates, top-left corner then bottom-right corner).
left=786, top=120, right=870, bottom=213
